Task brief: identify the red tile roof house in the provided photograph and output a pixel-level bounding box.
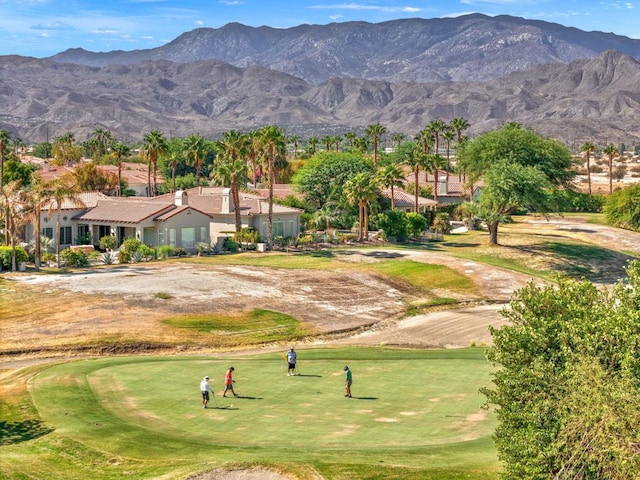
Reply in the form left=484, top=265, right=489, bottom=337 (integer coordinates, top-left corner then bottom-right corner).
left=26, top=187, right=303, bottom=253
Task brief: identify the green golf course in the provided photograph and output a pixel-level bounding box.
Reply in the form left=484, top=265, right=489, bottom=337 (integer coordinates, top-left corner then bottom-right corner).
left=1, top=347, right=499, bottom=479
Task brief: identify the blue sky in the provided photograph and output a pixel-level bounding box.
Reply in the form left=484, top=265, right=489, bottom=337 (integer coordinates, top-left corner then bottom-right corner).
left=1, top=0, right=638, bottom=58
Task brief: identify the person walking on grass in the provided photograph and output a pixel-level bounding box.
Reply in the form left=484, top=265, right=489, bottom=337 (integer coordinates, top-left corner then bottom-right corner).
left=200, top=375, right=213, bottom=408
left=223, top=366, right=237, bottom=397
left=343, top=365, right=352, bottom=398
left=286, top=347, right=297, bottom=376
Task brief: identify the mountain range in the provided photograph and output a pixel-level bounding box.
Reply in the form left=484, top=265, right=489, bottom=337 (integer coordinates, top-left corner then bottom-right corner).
left=1, top=14, right=640, bottom=145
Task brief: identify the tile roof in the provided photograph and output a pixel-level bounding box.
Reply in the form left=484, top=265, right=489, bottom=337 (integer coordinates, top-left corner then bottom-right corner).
left=75, top=198, right=176, bottom=223
left=380, top=188, right=438, bottom=209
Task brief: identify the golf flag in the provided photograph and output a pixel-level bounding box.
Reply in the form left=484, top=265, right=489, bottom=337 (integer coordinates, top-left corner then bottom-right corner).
left=281, top=351, right=287, bottom=361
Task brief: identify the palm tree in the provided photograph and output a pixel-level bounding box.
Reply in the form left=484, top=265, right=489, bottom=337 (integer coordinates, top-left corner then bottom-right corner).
left=365, top=123, right=387, bottom=168
left=344, top=131, right=357, bottom=150
left=307, top=136, right=319, bottom=155
left=344, top=172, right=379, bottom=241
left=427, top=119, right=447, bottom=156
left=603, top=144, right=618, bottom=194
left=111, top=142, right=130, bottom=196
left=26, top=175, right=55, bottom=270
left=396, top=141, right=428, bottom=213
left=429, top=153, right=447, bottom=201
left=0, top=129, right=10, bottom=245
left=288, top=135, right=301, bottom=159
left=142, top=129, right=167, bottom=197
left=321, top=135, right=333, bottom=152
left=215, top=130, right=248, bottom=232
left=258, top=125, right=287, bottom=250
left=183, top=134, right=209, bottom=194
left=0, top=129, right=10, bottom=190
left=46, top=175, right=83, bottom=268
left=442, top=128, right=455, bottom=171
left=581, top=142, right=596, bottom=194
left=450, top=117, right=470, bottom=145
left=0, top=179, right=28, bottom=270
left=89, top=127, right=113, bottom=158
left=391, top=132, right=406, bottom=148
left=377, top=163, right=404, bottom=210
left=212, top=157, right=249, bottom=233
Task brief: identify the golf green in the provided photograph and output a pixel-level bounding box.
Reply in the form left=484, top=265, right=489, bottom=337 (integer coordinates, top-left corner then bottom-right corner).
left=28, top=348, right=498, bottom=470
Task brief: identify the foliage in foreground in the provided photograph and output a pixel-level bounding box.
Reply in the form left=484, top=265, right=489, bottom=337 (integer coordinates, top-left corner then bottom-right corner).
left=483, top=260, right=640, bottom=479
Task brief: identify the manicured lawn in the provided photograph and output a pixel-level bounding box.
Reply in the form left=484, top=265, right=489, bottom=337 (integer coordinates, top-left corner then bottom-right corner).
left=1, top=348, right=500, bottom=479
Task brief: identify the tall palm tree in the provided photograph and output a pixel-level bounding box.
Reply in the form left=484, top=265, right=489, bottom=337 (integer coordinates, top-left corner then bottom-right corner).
left=377, top=163, right=404, bottom=210
left=142, top=129, right=167, bottom=197
left=183, top=133, right=208, bottom=194
left=90, top=127, right=113, bottom=158
left=288, top=135, right=301, bottom=159
left=391, top=132, right=406, bottom=148
left=0, top=129, right=10, bottom=190
left=442, top=128, right=455, bottom=171
left=258, top=125, right=287, bottom=250
left=427, top=119, right=447, bottom=156
left=365, top=123, right=387, bottom=168
left=396, top=141, right=428, bottom=213
left=581, top=142, right=596, bottom=194
left=603, top=144, right=618, bottom=194
left=26, top=175, right=55, bottom=270
left=0, top=129, right=10, bottom=245
left=321, top=135, right=333, bottom=152
left=307, top=136, right=319, bottom=155
left=344, top=172, right=379, bottom=241
left=450, top=117, right=470, bottom=145
left=429, top=153, right=447, bottom=201
left=0, top=179, right=28, bottom=270
left=111, top=142, right=130, bottom=196
left=344, top=131, right=357, bottom=151
left=215, top=130, right=248, bottom=232
left=46, top=175, right=83, bottom=268
left=243, top=130, right=262, bottom=188
left=212, top=157, right=248, bottom=233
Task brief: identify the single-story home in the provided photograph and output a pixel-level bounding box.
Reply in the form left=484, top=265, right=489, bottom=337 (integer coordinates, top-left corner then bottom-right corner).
left=26, top=187, right=303, bottom=252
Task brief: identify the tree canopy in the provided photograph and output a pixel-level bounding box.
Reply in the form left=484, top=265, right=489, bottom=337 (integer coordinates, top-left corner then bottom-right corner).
left=292, top=151, right=375, bottom=209
left=457, top=123, right=575, bottom=244
left=483, top=262, right=640, bottom=479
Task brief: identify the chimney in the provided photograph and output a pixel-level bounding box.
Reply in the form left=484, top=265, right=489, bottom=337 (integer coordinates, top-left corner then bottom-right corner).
left=221, top=188, right=234, bottom=214
left=174, top=189, right=188, bottom=206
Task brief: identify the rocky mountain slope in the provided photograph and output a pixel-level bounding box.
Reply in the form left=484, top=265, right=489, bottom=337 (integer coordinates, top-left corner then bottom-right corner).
left=1, top=50, right=638, bottom=145
left=48, top=14, right=640, bottom=85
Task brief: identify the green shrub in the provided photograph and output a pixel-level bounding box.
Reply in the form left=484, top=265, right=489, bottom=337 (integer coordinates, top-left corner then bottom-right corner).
left=118, top=237, right=142, bottom=264
left=224, top=238, right=239, bottom=253
left=99, top=235, right=118, bottom=251
left=59, top=248, right=89, bottom=268
left=0, top=246, right=29, bottom=270
left=157, top=245, right=175, bottom=259
left=375, top=210, right=408, bottom=242
left=431, top=212, right=452, bottom=234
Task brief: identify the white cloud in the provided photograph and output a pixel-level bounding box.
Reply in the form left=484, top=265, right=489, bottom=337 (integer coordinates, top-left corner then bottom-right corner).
left=308, top=3, right=422, bottom=13
left=92, top=28, right=120, bottom=35
left=31, top=21, right=73, bottom=30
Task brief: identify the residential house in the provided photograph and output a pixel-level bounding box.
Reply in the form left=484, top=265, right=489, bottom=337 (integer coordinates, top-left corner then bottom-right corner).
left=379, top=188, right=438, bottom=213
left=26, top=187, right=303, bottom=252
left=405, top=170, right=480, bottom=205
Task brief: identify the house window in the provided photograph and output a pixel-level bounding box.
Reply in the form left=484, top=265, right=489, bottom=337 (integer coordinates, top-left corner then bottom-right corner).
left=200, top=227, right=208, bottom=243
left=181, top=227, right=195, bottom=249
left=169, top=228, right=176, bottom=247
left=273, top=221, right=284, bottom=238
left=289, top=219, right=295, bottom=237
left=41, top=227, right=53, bottom=240
left=59, top=226, right=72, bottom=245
left=158, top=229, right=165, bottom=246
left=98, top=225, right=111, bottom=239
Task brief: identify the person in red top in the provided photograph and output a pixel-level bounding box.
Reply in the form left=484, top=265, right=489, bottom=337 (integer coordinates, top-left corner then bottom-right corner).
left=223, top=366, right=237, bottom=397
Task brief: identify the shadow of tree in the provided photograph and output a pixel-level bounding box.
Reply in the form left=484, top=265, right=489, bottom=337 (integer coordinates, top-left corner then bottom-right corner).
left=0, top=419, right=53, bottom=445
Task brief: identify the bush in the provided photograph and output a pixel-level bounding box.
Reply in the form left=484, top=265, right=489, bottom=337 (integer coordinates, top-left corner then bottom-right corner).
left=118, top=237, right=142, bottom=264
left=99, top=235, right=118, bottom=251
left=406, top=212, right=428, bottom=238
left=59, top=248, right=89, bottom=268
left=375, top=210, right=408, bottom=242
left=0, top=246, right=29, bottom=270
left=224, top=238, right=239, bottom=253
left=157, top=245, right=175, bottom=259
left=431, top=213, right=452, bottom=234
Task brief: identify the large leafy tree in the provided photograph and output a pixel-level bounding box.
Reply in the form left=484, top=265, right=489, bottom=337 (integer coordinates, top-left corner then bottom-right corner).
left=603, top=182, right=640, bottom=231
left=483, top=261, right=640, bottom=479
left=293, top=151, right=375, bottom=210
left=457, top=122, right=575, bottom=244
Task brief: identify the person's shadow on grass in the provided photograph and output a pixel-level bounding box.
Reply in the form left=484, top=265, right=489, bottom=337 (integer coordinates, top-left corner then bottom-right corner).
left=350, top=397, right=378, bottom=400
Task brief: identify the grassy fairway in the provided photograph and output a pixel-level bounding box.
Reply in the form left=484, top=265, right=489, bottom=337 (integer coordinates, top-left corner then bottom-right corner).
left=1, top=348, right=499, bottom=479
